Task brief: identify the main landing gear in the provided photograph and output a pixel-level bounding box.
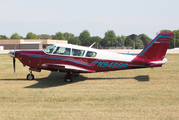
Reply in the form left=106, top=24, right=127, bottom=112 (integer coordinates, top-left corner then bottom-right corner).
left=64, top=72, right=80, bottom=82
left=27, top=70, right=34, bottom=80
left=64, top=71, right=73, bottom=82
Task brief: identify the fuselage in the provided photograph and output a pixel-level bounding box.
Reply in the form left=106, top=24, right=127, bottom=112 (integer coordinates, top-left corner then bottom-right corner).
left=14, top=43, right=148, bottom=73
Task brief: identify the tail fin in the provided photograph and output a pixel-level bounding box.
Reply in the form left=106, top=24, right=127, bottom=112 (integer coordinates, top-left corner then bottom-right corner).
left=137, top=32, right=173, bottom=60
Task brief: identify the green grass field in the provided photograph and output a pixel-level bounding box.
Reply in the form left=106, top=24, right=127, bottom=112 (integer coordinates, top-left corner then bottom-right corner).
left=0, top=54, right=179, bottom=120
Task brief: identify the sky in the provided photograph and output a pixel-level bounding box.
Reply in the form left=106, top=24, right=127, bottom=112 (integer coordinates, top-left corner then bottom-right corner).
left=0, top=0, right=179, bottom=39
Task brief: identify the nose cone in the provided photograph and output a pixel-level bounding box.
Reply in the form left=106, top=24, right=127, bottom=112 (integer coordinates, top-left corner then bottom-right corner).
left=7, top=51, right=15, bottom=58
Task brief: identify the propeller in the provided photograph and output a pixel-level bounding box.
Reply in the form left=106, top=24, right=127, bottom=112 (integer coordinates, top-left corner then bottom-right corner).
left=7, top=44, right=17, bottom=72
left=7, top=51, right=16, bottom=72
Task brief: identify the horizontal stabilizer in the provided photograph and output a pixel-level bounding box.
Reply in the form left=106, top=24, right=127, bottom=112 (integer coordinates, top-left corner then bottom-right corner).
left=148, top=58, right=167, bottom=67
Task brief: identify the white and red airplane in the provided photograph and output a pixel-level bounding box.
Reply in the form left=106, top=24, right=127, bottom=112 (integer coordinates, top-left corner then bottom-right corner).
left=8, top=32, right=173, bottom=82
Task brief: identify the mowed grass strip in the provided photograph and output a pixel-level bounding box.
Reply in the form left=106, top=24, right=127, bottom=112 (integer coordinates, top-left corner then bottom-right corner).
left=0, top=54, right=179, bottom=120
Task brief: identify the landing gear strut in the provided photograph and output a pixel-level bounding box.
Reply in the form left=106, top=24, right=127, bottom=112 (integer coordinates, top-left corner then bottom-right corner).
left=64, top=72, right=80, bottom=82
left=27, top=70, right=34, bottom=80
left=64, top=71, right=73, bottom=82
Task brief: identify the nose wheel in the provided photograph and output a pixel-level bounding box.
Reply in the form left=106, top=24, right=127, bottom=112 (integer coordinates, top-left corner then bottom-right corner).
left=27, top=70, right=34, bottom=80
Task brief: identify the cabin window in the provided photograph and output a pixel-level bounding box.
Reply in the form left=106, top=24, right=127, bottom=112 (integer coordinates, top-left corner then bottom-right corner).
left=53, top=47, right=71, bottom=55
left=72, top=49, right=85, bottom=56
left=86, top=51, right=97, bottom=57
left=44, top=45, right=56, bottom=54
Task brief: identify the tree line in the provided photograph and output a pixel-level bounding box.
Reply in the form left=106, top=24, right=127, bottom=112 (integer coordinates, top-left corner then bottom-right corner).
left=0, top=29, right=178, bottom=49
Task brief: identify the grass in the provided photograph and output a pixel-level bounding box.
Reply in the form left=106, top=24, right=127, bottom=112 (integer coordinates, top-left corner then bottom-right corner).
left=0, top=54, right=179, bottom=120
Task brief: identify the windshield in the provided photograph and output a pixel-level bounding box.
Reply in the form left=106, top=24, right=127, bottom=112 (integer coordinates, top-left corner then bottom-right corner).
left=44, top=45, right=56, bottom=54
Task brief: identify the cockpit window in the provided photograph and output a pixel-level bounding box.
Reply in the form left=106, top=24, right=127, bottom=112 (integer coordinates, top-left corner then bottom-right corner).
left=72, top=49, right=85, bottom=56
left=53, top=47, right=71, bottom=55
left=86, top=51, right=97, bottom=57
left=44, top=45, right=56, bottom=54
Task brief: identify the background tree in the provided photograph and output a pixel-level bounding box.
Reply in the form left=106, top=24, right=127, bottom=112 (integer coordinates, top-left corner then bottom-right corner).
left=101, top=30, right=117, bottom=47
left=79, top=30, right=90, bottom=46
left=82, top=36, right=100, bottom=47
left=0, top=35, right=9, bottom=39
left=135, top=39, right=143, bottom=49
left=38, top=34, right=52, bottom=39
left=121, top=35, right=126, bottom=47
left=26, top=32, right=38, bottom=39
left=52, top=32, right=65, bottom=40
left=68, top=37, right=81, bottom=45
left=137, top=34, right=152, bottom=48
left=91, top=36, right=102, bottom=48
left=117, top=36, right=124, bottom=47
left=173, top=30, right=179, bottom=48
left=63, top=32, right=74, bottom=40
left=124, top=36, right=133, bottom=47
left=84, top=37, right=92, bottom=46
left=10, top=33, right=23, bottom=39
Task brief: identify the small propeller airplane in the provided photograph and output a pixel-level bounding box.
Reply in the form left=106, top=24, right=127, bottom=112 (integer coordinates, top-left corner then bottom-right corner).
left=8, top=32, right=173, bottom=82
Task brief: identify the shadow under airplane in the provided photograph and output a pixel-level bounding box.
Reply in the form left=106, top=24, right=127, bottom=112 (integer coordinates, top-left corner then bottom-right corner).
left=0, top=72, right=149, bottom=88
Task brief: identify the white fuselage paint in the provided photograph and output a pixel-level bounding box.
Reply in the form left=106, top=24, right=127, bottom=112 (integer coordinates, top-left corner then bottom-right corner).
left=54, top=43, right=136, bottom=62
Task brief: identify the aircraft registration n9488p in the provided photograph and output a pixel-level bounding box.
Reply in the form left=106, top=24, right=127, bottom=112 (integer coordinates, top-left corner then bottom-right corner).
left=8, top=32, right=173, bottom=82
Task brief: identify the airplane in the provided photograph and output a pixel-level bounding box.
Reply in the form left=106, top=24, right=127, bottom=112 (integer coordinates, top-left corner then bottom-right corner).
left=8, top=32, right=173, bottom=82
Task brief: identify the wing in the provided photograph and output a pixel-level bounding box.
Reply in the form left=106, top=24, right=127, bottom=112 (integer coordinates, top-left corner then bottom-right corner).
left=41, top=63, right=95, bottom=73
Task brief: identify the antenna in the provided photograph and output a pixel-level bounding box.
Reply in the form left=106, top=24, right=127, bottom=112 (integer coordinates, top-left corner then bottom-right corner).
left=89, top=42, right=96, bottom=48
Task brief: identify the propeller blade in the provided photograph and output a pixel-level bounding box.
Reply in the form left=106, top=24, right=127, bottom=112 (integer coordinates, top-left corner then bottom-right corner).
left=14, top=44, right=17, bottom=51
left=8, top=44, right=17, bottom=72
left=13, top=57, right=16, bottom=72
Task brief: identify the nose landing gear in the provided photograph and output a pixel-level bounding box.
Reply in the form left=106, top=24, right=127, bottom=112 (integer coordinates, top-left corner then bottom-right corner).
left=27, top=70, right=34, bottom=80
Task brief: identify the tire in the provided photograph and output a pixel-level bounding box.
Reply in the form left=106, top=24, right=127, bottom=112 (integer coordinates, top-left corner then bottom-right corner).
left=27, top=74, right=34, bottom=80
left=64, top=76, right=73, bottom=82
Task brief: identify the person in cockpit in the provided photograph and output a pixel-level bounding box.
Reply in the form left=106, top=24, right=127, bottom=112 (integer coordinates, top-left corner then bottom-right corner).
left=64, top=48, right=70, bottom=55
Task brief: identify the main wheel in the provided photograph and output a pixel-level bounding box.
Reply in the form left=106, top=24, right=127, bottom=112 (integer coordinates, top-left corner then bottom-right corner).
left=27, top=74, right=34, bottom=80
left=64, top=72, right=73, bottom=82
left=64, top=77, right=73, bottom=82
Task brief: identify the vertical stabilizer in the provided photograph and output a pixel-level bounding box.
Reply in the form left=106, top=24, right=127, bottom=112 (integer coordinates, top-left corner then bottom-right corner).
left=137, top=32, right=173, bottom=60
